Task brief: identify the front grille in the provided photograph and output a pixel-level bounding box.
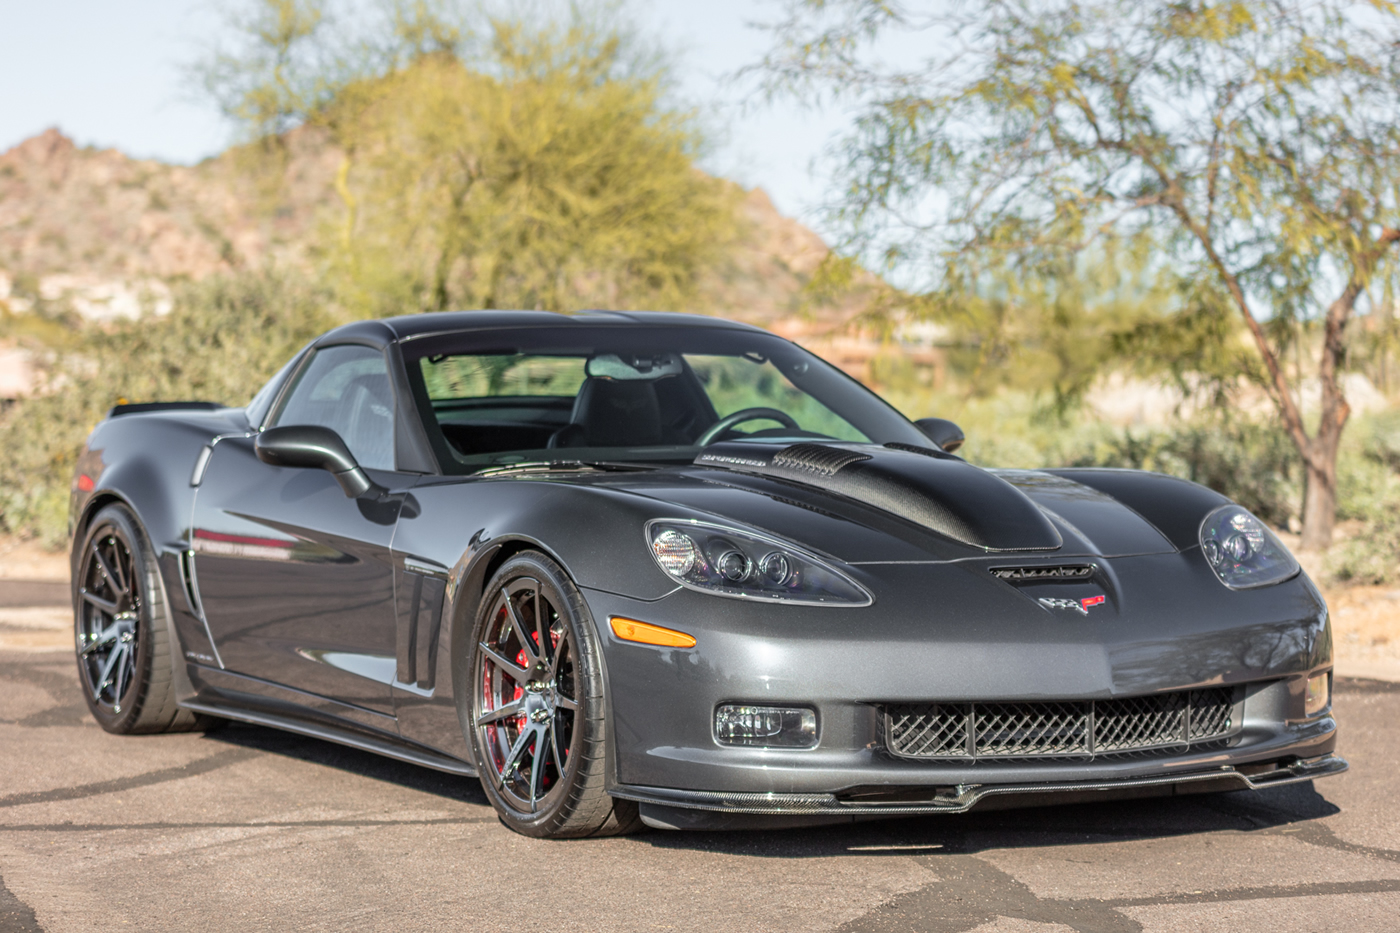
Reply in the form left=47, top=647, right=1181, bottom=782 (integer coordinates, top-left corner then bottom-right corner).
left=884, top=687, right=1238, bottom=760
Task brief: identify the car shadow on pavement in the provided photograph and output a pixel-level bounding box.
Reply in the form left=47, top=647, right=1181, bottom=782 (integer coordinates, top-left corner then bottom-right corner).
left=639, top=781, right=1341, bottom=859
left=202, top=721, right=492, bottom=808
left=201, top=714, right=1339, bottom=857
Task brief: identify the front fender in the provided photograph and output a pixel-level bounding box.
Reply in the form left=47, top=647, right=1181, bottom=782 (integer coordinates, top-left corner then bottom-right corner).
left=389, top=477, right=707, bottom=764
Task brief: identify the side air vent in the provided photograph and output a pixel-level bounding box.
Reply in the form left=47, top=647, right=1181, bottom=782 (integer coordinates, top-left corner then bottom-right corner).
left=990, top=565, right=1095, bottom=583
left=771, top=443, right=872, bottom=477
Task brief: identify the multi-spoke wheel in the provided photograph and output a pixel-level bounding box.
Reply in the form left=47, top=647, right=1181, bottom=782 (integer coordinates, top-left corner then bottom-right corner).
left=467, top=551, right=641, bottom=838
left=77, top=518, right=141, bottom=715
left=73, top=504, right=208, bottom=734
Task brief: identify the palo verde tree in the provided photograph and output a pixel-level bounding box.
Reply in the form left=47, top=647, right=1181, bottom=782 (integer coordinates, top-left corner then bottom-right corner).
left=201, top=0, right=738, bottom=315
left=761, top=0, right=1400, bottom=548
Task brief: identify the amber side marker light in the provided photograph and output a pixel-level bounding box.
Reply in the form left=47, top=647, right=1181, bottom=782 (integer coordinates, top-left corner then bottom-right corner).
left=609, top=617, right=696, bottom=648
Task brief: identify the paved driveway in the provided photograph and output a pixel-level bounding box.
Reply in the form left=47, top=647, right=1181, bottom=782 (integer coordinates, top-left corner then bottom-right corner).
left=1, top=645, right=1397, bottom=933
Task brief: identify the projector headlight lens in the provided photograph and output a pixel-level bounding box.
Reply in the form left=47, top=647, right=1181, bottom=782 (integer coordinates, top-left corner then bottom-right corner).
left=1199, top=505, right=1300, bottom=590
left=647, top=519, right=871, bottom=606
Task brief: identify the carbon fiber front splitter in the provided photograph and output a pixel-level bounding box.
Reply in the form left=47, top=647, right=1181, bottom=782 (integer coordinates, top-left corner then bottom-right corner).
left=617, top=753, right=1348, bottom=830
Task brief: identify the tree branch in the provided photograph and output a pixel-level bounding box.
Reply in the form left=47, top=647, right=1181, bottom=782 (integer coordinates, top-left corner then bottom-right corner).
left=1131, top=148, right=1317, bottom=467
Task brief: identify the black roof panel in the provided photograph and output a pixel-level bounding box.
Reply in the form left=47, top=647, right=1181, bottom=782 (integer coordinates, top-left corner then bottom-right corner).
left=378, top=309, right=767, bottom=342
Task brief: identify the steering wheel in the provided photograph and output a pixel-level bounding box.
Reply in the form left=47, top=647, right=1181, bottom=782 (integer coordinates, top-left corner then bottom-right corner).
left=695, top=407, right=799, bottom=446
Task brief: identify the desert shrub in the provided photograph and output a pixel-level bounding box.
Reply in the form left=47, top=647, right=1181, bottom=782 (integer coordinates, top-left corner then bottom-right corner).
left=1323, top=410, right=1400, bottom=584
left=1325, top=510, right=1400, bottom=584
left=1064, top=420, right=1301, bottom=528
left=890, top=387, right=1300, bottom=525
left=0, top=272, right=334, bottom=547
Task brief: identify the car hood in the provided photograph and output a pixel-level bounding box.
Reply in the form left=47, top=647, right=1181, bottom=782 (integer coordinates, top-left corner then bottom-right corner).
left=584, top=441, right=1183, bottom=564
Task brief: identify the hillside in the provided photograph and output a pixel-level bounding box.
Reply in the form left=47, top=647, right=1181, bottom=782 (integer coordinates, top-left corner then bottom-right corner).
left=0, top=128, right=920, bottom=396
left=1, top=129, right=869, bottom=315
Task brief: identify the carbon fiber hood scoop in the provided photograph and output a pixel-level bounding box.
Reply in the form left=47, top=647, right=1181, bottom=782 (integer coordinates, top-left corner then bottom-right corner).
left=694, top=442, right=1063, bottom=551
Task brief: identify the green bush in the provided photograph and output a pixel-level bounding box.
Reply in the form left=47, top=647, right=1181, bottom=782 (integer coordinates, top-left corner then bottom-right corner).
left=1322, top=410, right=1400, bottom=584
left=0, top=272, right=334, bottom=547
left=1063, top=420, right=1301, bottom=529
left=1325, top=512, right=1400, bottom=584
left=884, top=386, right=1303, bottom=526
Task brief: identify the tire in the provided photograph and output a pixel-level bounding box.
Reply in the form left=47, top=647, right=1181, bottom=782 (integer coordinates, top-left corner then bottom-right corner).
left=73, top=503, right=209, bottom=734
left=466, top=551, right=642, bottom=838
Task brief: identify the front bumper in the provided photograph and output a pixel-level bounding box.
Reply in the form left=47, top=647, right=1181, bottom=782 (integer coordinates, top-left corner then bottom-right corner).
left=620, top=753, right=1349, bottom=830
left=589, top=576, right=1336, bottom=792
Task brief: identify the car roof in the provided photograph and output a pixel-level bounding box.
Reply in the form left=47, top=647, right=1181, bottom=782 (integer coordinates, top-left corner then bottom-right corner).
left=314, top=310, right=770, bottom=349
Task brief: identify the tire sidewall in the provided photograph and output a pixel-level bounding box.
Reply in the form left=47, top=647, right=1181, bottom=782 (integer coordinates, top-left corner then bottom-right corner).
left=74, top=504, right=157, bottom=732
left=466, top=551, right=609, bottom=837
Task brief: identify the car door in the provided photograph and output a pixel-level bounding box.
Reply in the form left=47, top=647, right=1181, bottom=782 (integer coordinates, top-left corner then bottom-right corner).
left=188, top=343, right=414, bottom=723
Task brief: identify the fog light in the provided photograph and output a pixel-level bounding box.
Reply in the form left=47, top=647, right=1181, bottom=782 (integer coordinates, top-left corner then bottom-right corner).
left=714, top=705, right=817, bottom=748
left=1305, top=671, right=1331, bottom=716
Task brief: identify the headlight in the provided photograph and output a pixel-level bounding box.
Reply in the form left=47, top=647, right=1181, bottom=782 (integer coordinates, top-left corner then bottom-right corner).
left=646, top=519, right=872, bottom=606
left=1199, top=505, right=1300, bottom=590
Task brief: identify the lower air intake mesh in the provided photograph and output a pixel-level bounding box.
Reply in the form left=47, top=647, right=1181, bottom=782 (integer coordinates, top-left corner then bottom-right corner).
left=884, top=687, right=1237, bottom=760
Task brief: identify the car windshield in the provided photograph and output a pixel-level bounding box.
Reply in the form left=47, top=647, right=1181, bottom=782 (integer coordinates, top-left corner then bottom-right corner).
left=401, top=324, right=932, bottom=473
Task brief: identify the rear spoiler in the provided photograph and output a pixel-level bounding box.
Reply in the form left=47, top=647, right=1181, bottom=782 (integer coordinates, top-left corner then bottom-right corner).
left=107, top=401, right=225, bottom=418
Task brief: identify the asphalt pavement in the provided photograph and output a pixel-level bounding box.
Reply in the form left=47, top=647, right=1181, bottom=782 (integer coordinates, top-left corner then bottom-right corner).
left=2, top=638, right=1399, bottom=931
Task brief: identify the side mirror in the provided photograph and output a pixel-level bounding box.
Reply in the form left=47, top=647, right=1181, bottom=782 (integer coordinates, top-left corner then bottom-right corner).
left=914, top=417, right=965, bottom=453
left=255, top=425, right=379, bottom=498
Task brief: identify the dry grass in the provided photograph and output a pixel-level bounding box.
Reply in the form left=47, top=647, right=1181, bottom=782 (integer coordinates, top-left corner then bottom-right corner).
left=0, top=535, right=68, bottom=581
left=1321, top=585, right=1400, bottom=673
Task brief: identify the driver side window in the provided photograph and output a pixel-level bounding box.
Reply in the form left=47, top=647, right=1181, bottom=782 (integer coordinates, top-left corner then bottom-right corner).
left=274, top=345, right=396, bottom=471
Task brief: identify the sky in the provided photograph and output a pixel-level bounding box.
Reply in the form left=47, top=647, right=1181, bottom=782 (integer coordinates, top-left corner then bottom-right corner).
left=0, top=0, right=853, bottom=243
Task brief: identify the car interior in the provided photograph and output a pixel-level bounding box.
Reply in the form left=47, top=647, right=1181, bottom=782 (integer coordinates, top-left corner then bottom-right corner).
left=428, top=353, right=738, bottom=457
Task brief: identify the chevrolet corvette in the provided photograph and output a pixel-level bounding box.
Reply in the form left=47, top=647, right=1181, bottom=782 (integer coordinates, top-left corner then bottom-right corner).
left=68, top=311, right=1344, bottom=837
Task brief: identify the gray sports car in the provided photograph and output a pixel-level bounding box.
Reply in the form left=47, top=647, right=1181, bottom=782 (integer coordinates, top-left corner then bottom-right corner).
left=68, top=311, right=1343, bottom=837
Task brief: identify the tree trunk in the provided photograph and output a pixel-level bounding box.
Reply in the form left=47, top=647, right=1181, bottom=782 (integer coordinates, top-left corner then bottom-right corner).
left=1171, top=205, right=1393, bottom=551
left=1296, top=278, right=1360, bottom=550
left=1299, top=442, right=1339, bottom=551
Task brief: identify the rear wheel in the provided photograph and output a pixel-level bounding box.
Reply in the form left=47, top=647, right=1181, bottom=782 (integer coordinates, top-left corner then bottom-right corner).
left=467, top=552, right=641, bottom=838
left=74, top=504, right=208, bottom=734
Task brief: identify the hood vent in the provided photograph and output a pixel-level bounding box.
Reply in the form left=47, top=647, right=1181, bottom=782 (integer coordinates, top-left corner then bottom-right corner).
left=990, top=564, right=1094, bottom=583
left=694, top=442, right=1063, bottom=552
left=771, top=443, right=872, bottom=476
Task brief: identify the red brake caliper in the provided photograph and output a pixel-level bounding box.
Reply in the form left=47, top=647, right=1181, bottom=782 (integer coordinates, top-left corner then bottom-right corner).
left=516, top=633, right=542, bottom=765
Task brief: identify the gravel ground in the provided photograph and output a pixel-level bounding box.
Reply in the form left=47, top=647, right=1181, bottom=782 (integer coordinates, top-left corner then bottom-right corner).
left=0, top=646, right=1396, bottom=933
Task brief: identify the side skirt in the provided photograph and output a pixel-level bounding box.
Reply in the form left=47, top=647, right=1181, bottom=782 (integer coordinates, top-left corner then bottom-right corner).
left=179, top=700, right=478, bottom=778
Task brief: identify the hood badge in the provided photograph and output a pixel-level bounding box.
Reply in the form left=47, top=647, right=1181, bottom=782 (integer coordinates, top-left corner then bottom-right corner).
left=1039, top=595, right=1106, bottom=615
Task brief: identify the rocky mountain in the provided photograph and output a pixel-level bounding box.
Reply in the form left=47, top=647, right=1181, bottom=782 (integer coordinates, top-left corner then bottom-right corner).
left=0, top=128, right=916, bottom=396
left=0, top=128, right=858, bottom=322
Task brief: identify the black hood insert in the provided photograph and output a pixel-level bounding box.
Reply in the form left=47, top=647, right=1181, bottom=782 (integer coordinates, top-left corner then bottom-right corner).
left=694, top=442, right=1063, bottom=552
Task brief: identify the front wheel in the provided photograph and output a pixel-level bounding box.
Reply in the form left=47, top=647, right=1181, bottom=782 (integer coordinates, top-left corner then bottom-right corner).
left=466, top=551, right=641, bottom=838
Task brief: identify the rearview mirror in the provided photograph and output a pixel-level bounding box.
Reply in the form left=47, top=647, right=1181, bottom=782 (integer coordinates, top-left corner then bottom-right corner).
left=255, top=425, right=379, bottom=498
left=914, top=417, right=965, bottom=453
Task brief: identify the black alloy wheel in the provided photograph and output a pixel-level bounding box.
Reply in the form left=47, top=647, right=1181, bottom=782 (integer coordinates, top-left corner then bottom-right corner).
left=74, top=504, right=209, bottom=734
left=467, top=551, right=641, bottom=838
left=77, top=520, right=142, bottom=716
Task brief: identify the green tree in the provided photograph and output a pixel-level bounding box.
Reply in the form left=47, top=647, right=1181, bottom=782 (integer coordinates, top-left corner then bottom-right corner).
left=762, top=0, right=1400, bottom=548
left=202, top=1, right=738, bottom=315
